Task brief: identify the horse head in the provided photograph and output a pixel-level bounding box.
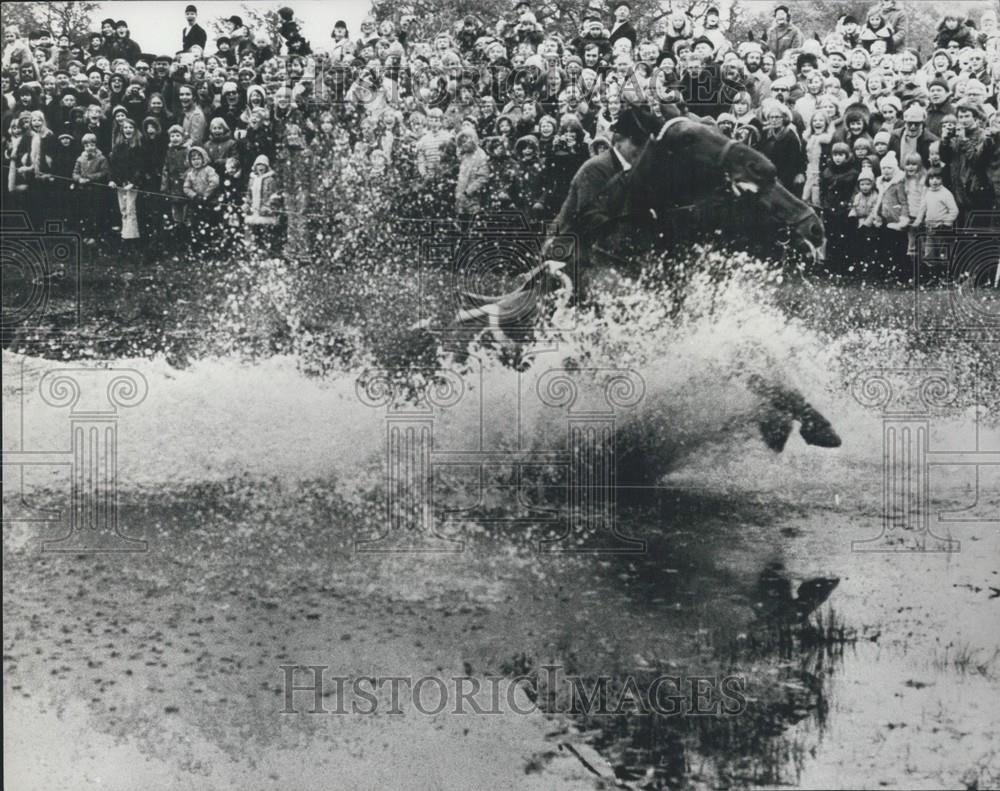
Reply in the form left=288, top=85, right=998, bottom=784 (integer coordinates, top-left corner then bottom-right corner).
left=630, top=115, right=825, bottom=260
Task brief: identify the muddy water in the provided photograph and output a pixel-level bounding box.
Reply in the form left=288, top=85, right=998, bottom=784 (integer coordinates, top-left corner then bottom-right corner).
left=4, top=257, right=999, bottom=789
left=4, top=347, right=998, bottom=790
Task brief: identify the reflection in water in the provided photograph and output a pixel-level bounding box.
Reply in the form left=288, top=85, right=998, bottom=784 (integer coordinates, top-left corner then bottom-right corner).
left=528, top=573, right=850, bottom=790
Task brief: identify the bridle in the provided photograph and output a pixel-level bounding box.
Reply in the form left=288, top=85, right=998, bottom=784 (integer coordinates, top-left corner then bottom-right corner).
left=659, top=116, right=819, bottom=252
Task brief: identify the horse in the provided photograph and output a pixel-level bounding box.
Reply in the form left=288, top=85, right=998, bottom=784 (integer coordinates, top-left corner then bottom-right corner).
left=581, top=111, right=825, bottom=272
left=432, top=113, right=840, bottom=453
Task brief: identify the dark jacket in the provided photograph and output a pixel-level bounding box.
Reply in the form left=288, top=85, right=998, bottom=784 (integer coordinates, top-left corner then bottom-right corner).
left=555, top=147, right=625, bottom=239
left=608, top=21, right=637, bottom=47
left=109, top=140, right=143, bottom=185
left=940, top=127, right=997, bottom=210
left=182, top=23, right=207, bottom=52
left=759, top=124, right=804, bottom=191
left=934, top=21, right=976, bottom=51
left=765, top=22, right=804, bottom=60
left=107, top=35, right=142, bottom=65
left=895, top=128, right=938, bottom=169
left=821, top=159, right=860, bottom=211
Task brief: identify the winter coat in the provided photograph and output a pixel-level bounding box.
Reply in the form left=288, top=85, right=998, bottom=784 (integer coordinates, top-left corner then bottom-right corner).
left=874, top=178, right=910, bottom=225
left=182, top=146, right=220, bottom=199
left=759, top=124, right=804, bottom=191
left=940, top=127, right=997, bottom=210
left=109, top=139, right=143, bottom=186
left=244, top=156, right=280, bottom=225
left=934, top=21, right=976, bottom=51
left=821, top=160, right=860, bottom=211
left=181, top=104, right=207, bottom=146
left=204, top=133, right=237, bottom=172
left=455, top=145, right=490, bottom=214
left=73, top=150, right=110, bottom=184
left=895, top=128, right=938, bottom=170
left=867, top=2, right=906, bottom=48
left=766, top=22, right=804, bottom=60
left=161, top=144, right=189, bottom=197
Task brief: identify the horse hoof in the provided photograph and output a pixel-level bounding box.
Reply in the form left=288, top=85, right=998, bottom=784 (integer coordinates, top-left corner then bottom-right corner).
left=758, top=412, right=794, bottom=452
left=798, top=406, right=841, bottom=448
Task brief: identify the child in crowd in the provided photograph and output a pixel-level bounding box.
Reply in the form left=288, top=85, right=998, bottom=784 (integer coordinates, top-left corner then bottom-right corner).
left=848, top=164, right=880, bottom=272
left=161, top=124, right=190, bottom=228
left=182, top=145, right=220, bottom=241
left=803, top=111, right=833, bottom=206
left=872, top=152, right=910, bottom=277
left=243, top=154, right=280, bottom=252
left=72, top=132, right=108, bottom=244
left=914, top=167, right=958, bottom=268
left=821, top=141, right=859, bottom=270
left=901, top=152, right=926, bottom=258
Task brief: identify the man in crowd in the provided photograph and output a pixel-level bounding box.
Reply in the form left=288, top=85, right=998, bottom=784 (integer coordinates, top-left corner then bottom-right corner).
left=182, top=5, right=207, bottom=53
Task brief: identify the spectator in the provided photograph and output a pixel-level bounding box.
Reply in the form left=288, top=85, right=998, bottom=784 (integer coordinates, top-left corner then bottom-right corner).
left=182, top=144, right=219, bottom=239
left=244, top=153, right=280, bottom=251
left=108, top=20, right=141, bottom=65
left=108, top=115, right=142, bottom=244
left=914, top=167, right=958, bottom=265
left=759, top=99, right=804, bottom=192
left=177, top=83, right=206, bottom=145
left=869, top=0, right=906, bottom=50
left=872, top=151, right=910, bottom=273
left=72, top=131, right=109, bottom=243
left=455, top=127, right=489, bottom=216
left=940, top=100, right=996, bottom=224
left=182, top=5, right=207, bottom=53
left=160, top=124, right=189, bottom=228
left=766, top=6, right=804, bottom=61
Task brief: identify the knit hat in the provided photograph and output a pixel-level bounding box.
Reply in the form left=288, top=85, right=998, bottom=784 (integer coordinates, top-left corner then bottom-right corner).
left=858, top=164, right=875, bottom=183
left=873, top=129, right=893, bottom=145
left=167, top=123, right=185, bottom=136
left=879, top=151, right=898, bottom=171
left=927, top=75, right=950, bottom=92
left=902, top=104, right=927, bottom=122
left=222, top=81, right=238, bottom=94
left=877, top=94, right=902, bottom=113
left=691, top=35, right=716, bottom=52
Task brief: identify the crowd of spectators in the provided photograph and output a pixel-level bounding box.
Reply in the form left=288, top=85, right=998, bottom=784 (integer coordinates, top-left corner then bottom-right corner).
left=2, top=1, right=999, bottom=276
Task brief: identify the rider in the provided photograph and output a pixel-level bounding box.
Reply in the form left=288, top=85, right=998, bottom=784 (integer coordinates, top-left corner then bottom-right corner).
left=550, top=104, right=660, bottom=273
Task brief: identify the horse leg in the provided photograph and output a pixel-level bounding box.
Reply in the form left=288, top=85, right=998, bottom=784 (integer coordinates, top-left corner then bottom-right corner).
left=747, top=375, right=842, bottom=452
